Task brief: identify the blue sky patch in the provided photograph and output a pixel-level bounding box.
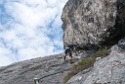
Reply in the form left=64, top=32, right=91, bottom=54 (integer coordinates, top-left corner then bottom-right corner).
left=0, top=0, right=68, bottom=66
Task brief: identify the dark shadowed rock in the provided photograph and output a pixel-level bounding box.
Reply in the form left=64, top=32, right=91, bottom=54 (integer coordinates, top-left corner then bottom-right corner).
left=118, top=37, right=125, bottom=49
left=62, top=0, right=125, bottom=49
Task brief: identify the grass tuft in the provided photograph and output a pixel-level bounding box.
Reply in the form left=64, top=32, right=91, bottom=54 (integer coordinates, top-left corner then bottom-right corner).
left=63, top=48, right=111, bottom=84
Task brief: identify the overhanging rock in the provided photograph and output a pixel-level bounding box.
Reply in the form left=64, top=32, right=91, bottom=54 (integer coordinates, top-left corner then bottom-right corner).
left=62, top=0, right=125, bottom=49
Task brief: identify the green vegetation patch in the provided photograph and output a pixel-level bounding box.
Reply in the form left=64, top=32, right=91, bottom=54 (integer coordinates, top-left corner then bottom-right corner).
left=63, top=48, right=111, bottom=84
left=93, top=48, right=111, bottom=58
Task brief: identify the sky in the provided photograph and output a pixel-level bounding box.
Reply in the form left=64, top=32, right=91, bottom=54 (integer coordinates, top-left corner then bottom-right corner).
left=0, top=0, right=68, bottom=67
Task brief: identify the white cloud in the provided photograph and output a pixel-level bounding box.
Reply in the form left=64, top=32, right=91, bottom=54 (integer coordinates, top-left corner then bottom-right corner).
left=0, top=43, right=18, bottom=66
left=0, top=0, right=68, bottom=66
left=0, top=56, right=13, bottom=66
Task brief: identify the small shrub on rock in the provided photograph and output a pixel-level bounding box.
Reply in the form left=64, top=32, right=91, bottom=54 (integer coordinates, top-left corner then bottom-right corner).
left=63, top=48, right=111, bottom=84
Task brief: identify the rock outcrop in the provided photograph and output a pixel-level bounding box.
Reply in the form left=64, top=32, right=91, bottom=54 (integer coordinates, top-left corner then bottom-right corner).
left=61, top=0, right=125, bottom=83
left=62, top=0, right=125, bottom=49
left=67, top=39, right=125, bottom=84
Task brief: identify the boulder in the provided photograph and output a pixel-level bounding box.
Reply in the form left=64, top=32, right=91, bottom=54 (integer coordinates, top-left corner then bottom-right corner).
left=62, top=0, right=125, bottom=49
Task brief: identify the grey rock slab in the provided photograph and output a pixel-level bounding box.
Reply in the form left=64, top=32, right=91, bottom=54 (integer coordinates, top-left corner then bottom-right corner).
left=0, top=53, right=73, bottom=84
left=67, top=45, right=125, bottom=84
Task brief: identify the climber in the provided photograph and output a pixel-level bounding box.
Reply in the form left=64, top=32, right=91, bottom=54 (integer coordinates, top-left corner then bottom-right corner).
left=64, top=46, right=73, bottom=63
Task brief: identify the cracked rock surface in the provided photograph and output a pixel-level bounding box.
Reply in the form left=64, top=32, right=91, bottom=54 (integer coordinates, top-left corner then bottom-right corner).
left=67, top=44, right=125, bottom=84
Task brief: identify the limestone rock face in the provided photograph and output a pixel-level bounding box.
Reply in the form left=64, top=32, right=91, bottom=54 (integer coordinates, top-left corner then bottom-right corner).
left=0, top=54, right=72, bottom=84
left=67, top=42, right=125, bottom=84
left=62, top=0, right=125, bottom=48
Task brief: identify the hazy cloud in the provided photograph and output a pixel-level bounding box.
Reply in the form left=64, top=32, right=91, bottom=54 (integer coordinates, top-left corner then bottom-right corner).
left=0, top=0, right=67, bottom=66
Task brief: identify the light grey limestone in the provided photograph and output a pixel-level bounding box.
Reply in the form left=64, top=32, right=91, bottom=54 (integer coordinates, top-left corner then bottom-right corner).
left=0, top=54, right=71, bottom=84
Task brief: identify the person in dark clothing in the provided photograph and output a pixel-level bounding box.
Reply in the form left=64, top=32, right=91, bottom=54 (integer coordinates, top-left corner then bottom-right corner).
left=64, top=46, right=73, bottom=63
